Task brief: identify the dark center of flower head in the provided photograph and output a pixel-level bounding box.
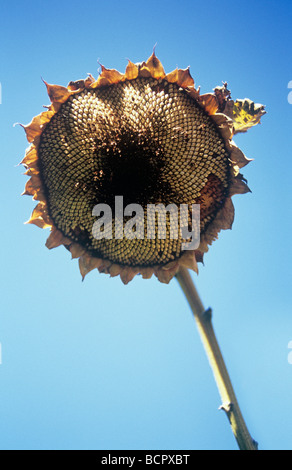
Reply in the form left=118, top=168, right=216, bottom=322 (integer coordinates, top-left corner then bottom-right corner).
left=38, top=77, right=231, bottom=267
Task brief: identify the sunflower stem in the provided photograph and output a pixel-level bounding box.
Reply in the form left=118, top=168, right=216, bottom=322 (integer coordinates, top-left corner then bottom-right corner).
left=175, top=267, right=258, bottom=451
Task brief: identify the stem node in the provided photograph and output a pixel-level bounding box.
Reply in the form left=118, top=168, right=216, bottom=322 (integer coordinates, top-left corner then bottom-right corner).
left=203, top=307, right=212, bottom=322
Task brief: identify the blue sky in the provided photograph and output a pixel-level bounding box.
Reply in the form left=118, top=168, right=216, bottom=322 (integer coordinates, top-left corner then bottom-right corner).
left=0, top=0, right=292, bottom=450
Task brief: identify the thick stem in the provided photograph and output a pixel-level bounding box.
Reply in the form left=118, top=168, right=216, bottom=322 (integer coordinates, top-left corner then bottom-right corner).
left=176, top=267, right=258, bottom=451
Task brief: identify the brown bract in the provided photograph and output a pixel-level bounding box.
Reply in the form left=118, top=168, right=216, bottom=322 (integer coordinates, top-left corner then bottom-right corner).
left=20, top=53, right=265, bottom=284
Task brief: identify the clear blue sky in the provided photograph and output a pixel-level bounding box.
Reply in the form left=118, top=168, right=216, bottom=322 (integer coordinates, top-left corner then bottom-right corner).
left=0, top=0, right=292, bottom=450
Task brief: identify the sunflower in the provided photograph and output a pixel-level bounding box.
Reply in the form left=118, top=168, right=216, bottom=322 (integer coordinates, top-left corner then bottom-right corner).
left=20, top=52, right=265, bottom=284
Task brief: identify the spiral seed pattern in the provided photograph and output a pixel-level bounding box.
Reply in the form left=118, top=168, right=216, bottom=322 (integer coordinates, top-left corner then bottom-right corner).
left=38, top=77, right=231, bottom=266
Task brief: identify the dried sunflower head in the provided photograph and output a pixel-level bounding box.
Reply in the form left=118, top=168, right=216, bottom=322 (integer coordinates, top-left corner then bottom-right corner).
left=20, top=52, right=265, bottom=284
